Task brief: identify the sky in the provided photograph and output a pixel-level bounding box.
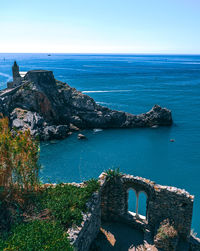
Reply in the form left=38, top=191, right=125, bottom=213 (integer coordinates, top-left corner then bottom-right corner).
left=0, top=0, right=200, bottom=54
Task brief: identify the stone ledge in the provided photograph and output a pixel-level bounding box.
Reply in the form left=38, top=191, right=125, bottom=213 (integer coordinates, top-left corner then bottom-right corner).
left=67, top=191, right=101, bottom=251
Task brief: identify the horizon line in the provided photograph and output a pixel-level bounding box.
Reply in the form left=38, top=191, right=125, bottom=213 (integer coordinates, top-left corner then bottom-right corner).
left=0, top=52, right=200, bottom=56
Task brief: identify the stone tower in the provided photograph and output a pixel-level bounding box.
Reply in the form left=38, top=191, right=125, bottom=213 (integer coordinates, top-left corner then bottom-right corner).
left=12, top=61, right=21, bottom=86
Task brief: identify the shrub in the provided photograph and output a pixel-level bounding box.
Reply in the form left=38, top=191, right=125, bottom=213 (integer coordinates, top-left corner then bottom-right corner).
left=84, top=178, right=100, bottom=194
left=104, top=168, right=122, bottom=181
left=154, top=219, right=178, bottom=251
left=0, top=116, right=40, bottom=192
left=156, top=219, right=177, bottom=239
left=0, top=116, right=40, bottom=236
left=3, top=220, right=73, bottom=251
left=0, top=116, right=99, bottom=249
left=0, top=237, right=5, bottom=250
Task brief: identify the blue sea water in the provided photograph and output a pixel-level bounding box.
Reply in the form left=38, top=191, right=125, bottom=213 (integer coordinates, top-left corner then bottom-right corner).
left=0, top=53, right=200, bottom=235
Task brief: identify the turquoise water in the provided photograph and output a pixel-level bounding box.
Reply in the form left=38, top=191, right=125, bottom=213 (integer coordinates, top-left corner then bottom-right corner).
left=0, top=53, right=200, bottom=235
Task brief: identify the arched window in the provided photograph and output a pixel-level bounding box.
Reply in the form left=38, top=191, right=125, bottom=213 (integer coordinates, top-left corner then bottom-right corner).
left=128, top=188, right=137, bottom=213
left=138, top=191, right=147, bottom=219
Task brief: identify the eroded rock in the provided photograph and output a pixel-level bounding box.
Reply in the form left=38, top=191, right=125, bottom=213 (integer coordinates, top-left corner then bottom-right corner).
left=0, top=69, right=173, bottom=141
left=78, top=133, right=87, bottom=140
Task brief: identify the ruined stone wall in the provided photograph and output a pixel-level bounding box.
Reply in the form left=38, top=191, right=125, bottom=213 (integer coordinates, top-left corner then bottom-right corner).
left=101, top=176, right=126, bottom=222
left=68, top=191, right=101, bottom=251
left=147, top=184, right=193, bottom=239
left=44, top=173, right=195, bottom=250
left=100, top=173, right=194, bottom=240
left=7, top=81, right=14, bottom=89
left=24, top=70, right=55, bottom=86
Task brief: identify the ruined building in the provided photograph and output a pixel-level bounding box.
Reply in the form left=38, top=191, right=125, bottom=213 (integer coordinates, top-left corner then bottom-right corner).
left=7, top=61, right=52, bottom=89
left=7, top=61, right=26, bottom=88
left=68, top=172, right=200, bottom=251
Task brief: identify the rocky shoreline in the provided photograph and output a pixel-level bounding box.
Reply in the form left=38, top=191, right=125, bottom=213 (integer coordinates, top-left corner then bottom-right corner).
left=0, top=69, right=173, bottom=140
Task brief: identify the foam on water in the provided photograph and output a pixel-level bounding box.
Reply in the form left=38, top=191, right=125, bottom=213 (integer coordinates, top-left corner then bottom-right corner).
left=82, top=90, right=132, bottom=93
left=0, top=72, right=12, bottom=82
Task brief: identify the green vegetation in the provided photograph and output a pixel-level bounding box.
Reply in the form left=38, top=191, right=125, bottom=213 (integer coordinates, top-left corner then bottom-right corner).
left=154, top=219, right=178, bottom=251
left=0, top=116, right=40, bottom=192
left=20, top=82, right=34, bottom=91
left=0, top=238, right=5, bottom=250
left=2, top=221, right=73, bottom=251
left=0, top=180, right=99, bottom=250
left=156, top=219, right=177, bottom=240
left=104, top=167, right=122, bottom=181
left=39, top=179, right=100, bottom=228
left=0, top=117, right=100, bottom=250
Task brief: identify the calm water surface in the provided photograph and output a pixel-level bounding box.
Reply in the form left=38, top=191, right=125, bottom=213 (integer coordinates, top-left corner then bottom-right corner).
left=0, top=53, right=199, bottom=235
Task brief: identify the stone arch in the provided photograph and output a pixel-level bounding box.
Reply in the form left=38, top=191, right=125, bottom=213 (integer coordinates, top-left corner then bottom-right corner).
left=124, top=181, right=151, bottom=221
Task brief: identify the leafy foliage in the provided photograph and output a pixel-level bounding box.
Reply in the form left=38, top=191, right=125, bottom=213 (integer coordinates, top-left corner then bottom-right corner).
left=104, top=168, right=122, bottom=181
left=0, top=116, right=100, bottom=250
left=154, top=219, right=178, bottom=251
left=39, top=179, right=100, bottom=228
left=0, top=179, right=99, bottom=250
left=156, top=219, right=177, bottom=239
left=0, top=116, right=40, bottom=192
left=3, top=220, right=73, bottom=251
left=84, top=178, right=100, bottom=194
left=0, top=237, right=5, bottom=250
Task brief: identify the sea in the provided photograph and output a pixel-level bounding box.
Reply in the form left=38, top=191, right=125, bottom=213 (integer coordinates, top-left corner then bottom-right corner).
left=0, top=53, right=199, bottom=235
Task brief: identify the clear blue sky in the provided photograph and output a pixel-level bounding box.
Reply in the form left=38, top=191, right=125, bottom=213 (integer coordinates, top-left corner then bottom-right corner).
left=0, top=0, right=200, bottom=53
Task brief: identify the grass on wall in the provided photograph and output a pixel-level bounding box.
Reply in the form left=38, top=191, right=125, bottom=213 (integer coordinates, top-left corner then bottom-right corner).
left=0, top=179, right=100, bottom=251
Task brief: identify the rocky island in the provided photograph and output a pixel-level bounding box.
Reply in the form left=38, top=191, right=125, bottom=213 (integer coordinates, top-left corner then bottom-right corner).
left=0, top=62, right=173, bottom=140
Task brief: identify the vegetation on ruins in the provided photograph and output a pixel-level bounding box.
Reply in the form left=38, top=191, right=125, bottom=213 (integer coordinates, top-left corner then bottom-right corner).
left=154, top=219, right=178, bottom=251
left=155, top=219, right=177, bottom=240
left=38, top=179, right=100, bottom=228
left=104, top=167, right=122, bottom=181
left=0, top=178, right=99, bottom=250
left=0, top=116, right=100, bottom=250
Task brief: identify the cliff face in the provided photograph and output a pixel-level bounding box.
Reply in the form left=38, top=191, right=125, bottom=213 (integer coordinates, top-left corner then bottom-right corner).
left=0, top=70, right=172, bottom=140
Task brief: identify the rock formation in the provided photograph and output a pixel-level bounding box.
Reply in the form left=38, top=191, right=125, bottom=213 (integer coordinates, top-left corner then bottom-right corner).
left=0, top=68, right=173, bottom=140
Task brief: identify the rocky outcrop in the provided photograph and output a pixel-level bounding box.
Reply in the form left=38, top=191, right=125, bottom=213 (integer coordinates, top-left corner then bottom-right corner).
left=0, top=70, right=172, bottom=140
left=78, top=133, right=87, bottom=140
left=10, top=108, right=70, bottom=140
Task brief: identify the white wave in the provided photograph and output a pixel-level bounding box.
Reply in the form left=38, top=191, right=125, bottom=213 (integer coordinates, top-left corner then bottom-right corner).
left=83, top=65, right=103, bottom=68
left=179, top=62, right=200, bottom=65
left=93, top=128, right=103, bottom=132
left=96, top=101, right=110, bottom=105
left=0, top=82, right=5, bottom=88
left=0, top=72, right=12, bottom=82
left=96, top=101, right=127, bottom=108
left=161, top=61, right=200, bottom=65
left=82, top=90, right=132, bottom=93
left=96, top=101, right=115, bottom=106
